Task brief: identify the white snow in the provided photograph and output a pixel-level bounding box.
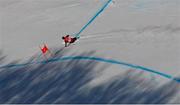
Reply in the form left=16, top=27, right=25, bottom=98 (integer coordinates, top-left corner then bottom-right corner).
left=0, top=0, right=180, bottom=85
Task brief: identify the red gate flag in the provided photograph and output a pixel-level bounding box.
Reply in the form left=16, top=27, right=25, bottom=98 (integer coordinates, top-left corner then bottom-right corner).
left=40, top=44, right=49, bottom=54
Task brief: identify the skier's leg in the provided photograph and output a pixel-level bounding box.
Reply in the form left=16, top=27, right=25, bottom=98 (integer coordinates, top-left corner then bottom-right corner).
left=70, top=38, right=77, bottom=43
left=65, top=42, right=68, bottom=47
left=68, top=43, right=71, bottom=46
left=74, top=37, right=77, bottom=41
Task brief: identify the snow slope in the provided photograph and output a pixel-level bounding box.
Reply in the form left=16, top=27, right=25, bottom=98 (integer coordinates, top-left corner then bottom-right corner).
left=0, top=0, right=180, bottom=98
left=1, top=0, right=179, bottom=75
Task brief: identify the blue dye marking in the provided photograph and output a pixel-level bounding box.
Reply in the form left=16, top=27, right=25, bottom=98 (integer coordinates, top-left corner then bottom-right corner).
left=0, top=56, right=179, bottom=83
left=75, top=0, right=112, bottom=38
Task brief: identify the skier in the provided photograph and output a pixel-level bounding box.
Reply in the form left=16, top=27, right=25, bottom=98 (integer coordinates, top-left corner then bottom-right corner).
left=62, top=35, right=77, bottom=47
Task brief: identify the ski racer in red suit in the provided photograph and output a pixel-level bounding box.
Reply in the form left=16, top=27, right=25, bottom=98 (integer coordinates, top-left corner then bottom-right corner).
left=62, top=35, right=77, bottom=47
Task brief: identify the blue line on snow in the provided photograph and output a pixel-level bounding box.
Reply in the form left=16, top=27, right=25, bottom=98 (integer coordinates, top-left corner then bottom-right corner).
left=75, top=0, right=112, bottom=38
left=0, top=56, right=179, bottom=83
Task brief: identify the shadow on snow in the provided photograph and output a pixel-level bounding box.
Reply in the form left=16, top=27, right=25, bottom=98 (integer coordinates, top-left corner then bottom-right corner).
left=0, top=50, right=179, bottom=104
